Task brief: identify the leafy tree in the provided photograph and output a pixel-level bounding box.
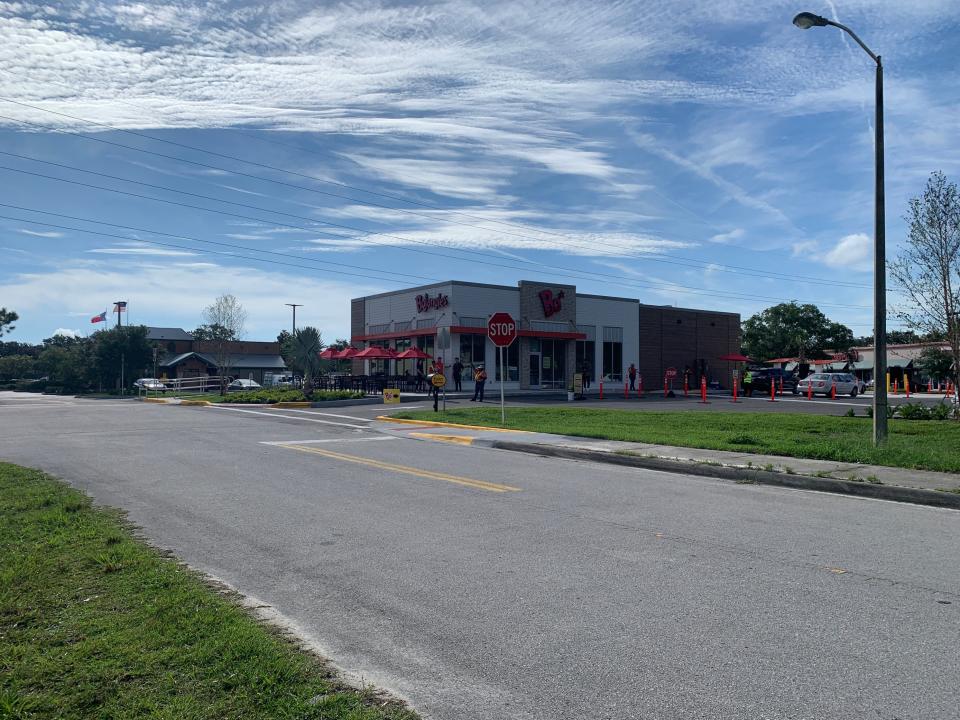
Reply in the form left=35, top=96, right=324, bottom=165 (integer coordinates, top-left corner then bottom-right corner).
left=890, top=171, right=960, bottom=397
left=199, top=295, right=247, bottom=392
left=741, top=303, right=854, bottom=361
left=0, top=341, right=41, bottom=358
left=285, top=327, right=323, bottom=395
left=90, top=326, right=153, bottom=391
left=192, top=323, right=238, bottom=342
left=0, top=308, right=17, bottom=337
left=917, top=346, right=955, bottom=382
left=0, top=354, right=35, bottom=381
left=37, top=340, right=93, bottom=392
left=853, top=330, right=923, bottom=346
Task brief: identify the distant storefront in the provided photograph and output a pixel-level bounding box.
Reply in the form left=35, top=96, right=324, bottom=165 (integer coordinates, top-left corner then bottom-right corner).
left=351, top=280, right=741, bottom=390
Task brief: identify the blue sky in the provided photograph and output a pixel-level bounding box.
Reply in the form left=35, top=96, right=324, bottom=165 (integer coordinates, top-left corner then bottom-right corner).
left=1, top=0, right=958, bottom=344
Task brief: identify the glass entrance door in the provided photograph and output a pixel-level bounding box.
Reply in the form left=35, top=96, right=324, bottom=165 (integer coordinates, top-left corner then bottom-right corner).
left=529, top=352, right=541, bottom=387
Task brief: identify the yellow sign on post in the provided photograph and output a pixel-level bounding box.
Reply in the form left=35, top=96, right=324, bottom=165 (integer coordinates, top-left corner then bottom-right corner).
left=383, top=388, right=400, bottom=404
left=431, top=373, right=446, bottom=388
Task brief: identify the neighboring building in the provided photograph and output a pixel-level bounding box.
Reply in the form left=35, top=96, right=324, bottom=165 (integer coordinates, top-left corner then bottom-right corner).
left=849, top=342, right=953, bottom=386
left=147, top=328, right=287, bottom=383
left=351, top=280, right=741, bottom=390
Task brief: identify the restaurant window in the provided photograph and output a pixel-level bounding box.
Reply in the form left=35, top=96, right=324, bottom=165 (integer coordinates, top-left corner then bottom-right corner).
left=394, top=338, right=412, bottom=375
left=459, top=334, right=486, bottom=378
left=602, top=326, right=623, bottom=381
left=576, top=341, right=596, bottom=380
left=416, top=334, right=435, bottom=359
left=494, top=340, right=520, bottom=382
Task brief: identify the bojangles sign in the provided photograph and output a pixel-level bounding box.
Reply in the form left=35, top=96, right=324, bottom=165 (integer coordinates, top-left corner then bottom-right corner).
left=416, top=292, right=449, bottom=313
left=538, top=289, right=565, bottom=318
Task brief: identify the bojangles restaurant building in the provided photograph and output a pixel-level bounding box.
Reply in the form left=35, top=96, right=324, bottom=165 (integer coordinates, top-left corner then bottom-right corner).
left=351, top=279, right=740, bottom=390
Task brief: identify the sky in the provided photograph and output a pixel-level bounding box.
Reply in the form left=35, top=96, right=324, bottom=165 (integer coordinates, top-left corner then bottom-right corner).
left=1, top=0, right=958, bottom=344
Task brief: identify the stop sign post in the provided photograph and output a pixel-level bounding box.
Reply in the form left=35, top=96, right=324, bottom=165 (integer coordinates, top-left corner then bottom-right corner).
left=488, top=313, right=517, bottom=424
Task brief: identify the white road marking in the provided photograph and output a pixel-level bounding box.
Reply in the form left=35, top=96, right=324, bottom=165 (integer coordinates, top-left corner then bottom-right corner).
left=267, top=408, right=374, bottom=422
left=208, top=405, right=370, bottom=429
left=0, top=402, right=75, bottom=408
left=259, top=437, right=397, bottom=446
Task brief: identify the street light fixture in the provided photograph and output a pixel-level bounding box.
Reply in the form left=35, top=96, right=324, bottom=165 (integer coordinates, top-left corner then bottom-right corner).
left=285, top=303, right=303, bottom=335
left=792, top=11, right=887, bottom=445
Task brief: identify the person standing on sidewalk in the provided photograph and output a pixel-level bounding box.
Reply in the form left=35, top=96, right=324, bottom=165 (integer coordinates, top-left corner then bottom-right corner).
left=628, top=363, right=637, bottom=391
left=471, top=364, right=487, bottom=402
left=743, top=368, right=753, bottom=397
left=452, top=357, right=463, bottom=392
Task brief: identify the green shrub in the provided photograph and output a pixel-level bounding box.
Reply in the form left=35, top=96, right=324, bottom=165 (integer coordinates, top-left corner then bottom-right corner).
left=845, top=408, right=856, bottom=417
left=220, top=388, right=365, bottom=404
left=897, top=402, right=931, bottom=420
left=930, top=403, right=953, bottom=421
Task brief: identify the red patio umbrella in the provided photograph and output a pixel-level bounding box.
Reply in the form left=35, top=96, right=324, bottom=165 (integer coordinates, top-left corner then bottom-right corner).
left=353, top=346, right=396, bottom=359
left=318, top=347, right=338, bottom=359
left=394, top=347, right=432, bottom=359
left=331, top=346, right=359, bottom=359
left=718, top=353, right=751, bottom=362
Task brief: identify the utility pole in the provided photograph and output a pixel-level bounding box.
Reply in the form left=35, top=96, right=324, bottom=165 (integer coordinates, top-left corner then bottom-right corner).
left=285, top=303, right=303, bottom=335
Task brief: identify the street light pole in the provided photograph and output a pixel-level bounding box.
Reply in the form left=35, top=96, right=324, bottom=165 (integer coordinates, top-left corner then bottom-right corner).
left=285, top=303, right=303, bottom=335
left=793, top=11, right=887, bottom=444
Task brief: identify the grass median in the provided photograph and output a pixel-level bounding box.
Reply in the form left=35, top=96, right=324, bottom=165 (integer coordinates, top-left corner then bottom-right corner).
left=0, top=462, right=417, bottom=720
left=392, top=407, right=960, bottom=473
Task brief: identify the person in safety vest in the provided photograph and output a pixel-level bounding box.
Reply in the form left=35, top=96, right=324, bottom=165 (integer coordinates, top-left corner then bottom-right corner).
left=471, top=364, right=487, bottom=402
left=743, top=369, right=753, bottom=397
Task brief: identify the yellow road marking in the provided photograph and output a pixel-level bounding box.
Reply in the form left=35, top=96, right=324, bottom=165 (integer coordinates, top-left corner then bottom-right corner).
left=278, top=444, right=520, bottom=493
left=408, top=432, right=476, bottom=446
left=827, top=567, right=848, bottom=574
left=376, top=416, right=533, bottom=433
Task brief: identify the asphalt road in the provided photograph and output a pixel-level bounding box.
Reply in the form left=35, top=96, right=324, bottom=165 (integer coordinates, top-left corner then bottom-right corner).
left=2, top=392, right=958, bottom=719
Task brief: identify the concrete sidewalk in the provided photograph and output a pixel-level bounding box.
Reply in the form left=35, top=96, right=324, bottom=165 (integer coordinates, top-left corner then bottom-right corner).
left=377, top=416, right=960, bottom=509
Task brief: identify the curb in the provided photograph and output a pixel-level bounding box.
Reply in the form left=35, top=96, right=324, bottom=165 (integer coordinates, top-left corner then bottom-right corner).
left=272, top=402, right=313, bottom=408
left=484, top=440, right=960, bottom=510
left=179, top=400, right=211, bottom=406
left=376, top=416, right=535, bottom=434
left=140, top=397, right=168, bottom=404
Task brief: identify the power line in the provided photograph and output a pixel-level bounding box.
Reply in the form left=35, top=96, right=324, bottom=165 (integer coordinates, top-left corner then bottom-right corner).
left=0, top=97, right=871, bottom=290
left=0, top=162, right=874, bottom=310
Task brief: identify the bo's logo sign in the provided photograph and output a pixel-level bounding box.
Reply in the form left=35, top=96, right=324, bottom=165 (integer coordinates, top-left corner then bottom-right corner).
left=538, top=289, right=565, bottom=318
left=416, top=293, right=449, bottom=314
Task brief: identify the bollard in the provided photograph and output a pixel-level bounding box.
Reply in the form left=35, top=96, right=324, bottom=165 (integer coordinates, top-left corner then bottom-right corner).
left=731, top=376, right=739, bottom=403
left=638, top=375, right=644, bottom=398
left=807, top=382, right=813, bottom=400
left=831, top=381, right=836, bottom=400
left=683, top=377, right=688, bottom=397
left=599, top=379, right=603, bottom=400
left=663, top=376, right=668, bottom=397
left=893, top=379, right=898, bottom=395
left=624, top=382, right=628, bottom=399
left=769, top=381, right=776, bottom=402
left=905, top=375, right=911, bottom=398
left=779, top=377, right=784, bottom=396
left=699, top=376, right=709, bottom=404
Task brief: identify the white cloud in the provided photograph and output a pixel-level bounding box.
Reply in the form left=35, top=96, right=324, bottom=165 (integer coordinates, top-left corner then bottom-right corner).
left=709, top=228, right=744, bottom=244
left=792, top=240, right=818, bottom=257
left=824, top=233, right=870, bottom=268
left=0, top=259, right=384, bottom=342
left=52, top=327, right=80, bottom=338
left=18, top=228, right=63, bottom=238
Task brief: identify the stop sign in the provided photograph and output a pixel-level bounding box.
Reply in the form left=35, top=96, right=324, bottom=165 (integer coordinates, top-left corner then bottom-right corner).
left=487, top=312, right=518, bottom=347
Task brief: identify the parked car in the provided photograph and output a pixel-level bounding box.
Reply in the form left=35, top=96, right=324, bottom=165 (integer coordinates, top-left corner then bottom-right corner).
left=134, top=378, right=166, bottom=392
left=795, top=373, right=860, bottom=397
left=748, top=368, right=798, bottom=394
left=227, top=378, right=262, bottom=392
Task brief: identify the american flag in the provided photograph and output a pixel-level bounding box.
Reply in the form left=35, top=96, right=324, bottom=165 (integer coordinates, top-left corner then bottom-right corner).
left=113, top=301, right=127, bottom=313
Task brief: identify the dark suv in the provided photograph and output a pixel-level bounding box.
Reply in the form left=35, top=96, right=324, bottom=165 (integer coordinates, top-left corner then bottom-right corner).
left=748, top=368, right=798, bottom=394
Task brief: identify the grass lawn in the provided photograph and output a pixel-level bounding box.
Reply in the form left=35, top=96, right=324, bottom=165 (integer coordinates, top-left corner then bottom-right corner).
left=393, top=407, right=960, bottom=473
left=0, top=463, right=417, bottom=720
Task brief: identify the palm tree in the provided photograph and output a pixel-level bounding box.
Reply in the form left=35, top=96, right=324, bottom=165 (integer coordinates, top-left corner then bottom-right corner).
left=288, top=327, right=323, bottom=396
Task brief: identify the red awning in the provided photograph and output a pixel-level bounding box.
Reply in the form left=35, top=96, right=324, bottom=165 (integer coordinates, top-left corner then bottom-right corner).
left=765, top=357, right=798, bottom=364
left=318, top=347, right=339, bottom=359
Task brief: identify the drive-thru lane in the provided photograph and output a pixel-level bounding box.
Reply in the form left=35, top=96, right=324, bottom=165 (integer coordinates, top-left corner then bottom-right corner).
left=1, top=394, right=958, bottom=719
